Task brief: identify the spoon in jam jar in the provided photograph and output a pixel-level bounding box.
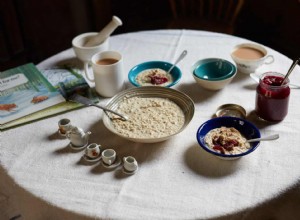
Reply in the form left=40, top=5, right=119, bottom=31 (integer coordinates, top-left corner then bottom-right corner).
left=246, top=134, right=279, bottom=143
left=280, top=57, right=300, bottom=86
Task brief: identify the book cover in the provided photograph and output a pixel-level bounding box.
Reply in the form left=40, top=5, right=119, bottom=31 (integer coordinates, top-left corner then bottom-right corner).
left=0, top=64, right=99, bottom=130
left=0, top=63, right=65, bottom=125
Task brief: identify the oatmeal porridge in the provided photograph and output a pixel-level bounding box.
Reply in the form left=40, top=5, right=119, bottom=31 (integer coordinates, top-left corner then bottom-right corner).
left=135, top=68, right=173, bottom=86
left=205, top=126, right=250, bottom=155
left=111, top=97, right=185, bottom=138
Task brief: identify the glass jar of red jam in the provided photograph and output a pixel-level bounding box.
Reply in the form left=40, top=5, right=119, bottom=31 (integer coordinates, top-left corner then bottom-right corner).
left=255, top=72, right=290, bottom=121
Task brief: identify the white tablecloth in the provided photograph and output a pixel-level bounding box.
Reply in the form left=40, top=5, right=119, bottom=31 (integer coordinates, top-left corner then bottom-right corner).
left=1, top=30, right=300, bottom=220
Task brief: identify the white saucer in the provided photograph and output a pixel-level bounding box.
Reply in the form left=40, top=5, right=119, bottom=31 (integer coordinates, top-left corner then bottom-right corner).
left=122, top=167, right=138, bottom=175
left=83, top=154, right=101, bottom=162
left=102, top=156, right=121, bottom=169
left=69, top=142, right=88, bottom=150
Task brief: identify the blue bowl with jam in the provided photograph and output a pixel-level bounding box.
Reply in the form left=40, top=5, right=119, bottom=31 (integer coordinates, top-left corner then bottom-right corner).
left=196, top=116, right=261, bottom=160
left=128, top=61, right=182, bottom=88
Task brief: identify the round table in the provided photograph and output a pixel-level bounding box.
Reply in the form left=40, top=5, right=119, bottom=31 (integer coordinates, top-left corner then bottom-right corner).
left=1, top=30, right=300, bottom=219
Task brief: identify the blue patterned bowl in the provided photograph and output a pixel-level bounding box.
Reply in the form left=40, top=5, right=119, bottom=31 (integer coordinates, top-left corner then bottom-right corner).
left=196, top=116, right=261, bottom=160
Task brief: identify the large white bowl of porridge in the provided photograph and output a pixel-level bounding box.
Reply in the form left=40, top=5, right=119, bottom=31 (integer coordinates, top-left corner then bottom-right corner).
left=196, top=117, right=261, bottom=160
left=103, top=86, right=194, bottom=143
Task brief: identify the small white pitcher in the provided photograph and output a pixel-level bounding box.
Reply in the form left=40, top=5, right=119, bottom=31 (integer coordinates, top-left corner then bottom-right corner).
left=85, top=143, right=101, bottom=159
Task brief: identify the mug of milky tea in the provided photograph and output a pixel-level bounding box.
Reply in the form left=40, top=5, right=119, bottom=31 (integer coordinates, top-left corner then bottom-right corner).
left=85, top=50, right=124, bottom=97
left=231, top=43, right=274, bottom=74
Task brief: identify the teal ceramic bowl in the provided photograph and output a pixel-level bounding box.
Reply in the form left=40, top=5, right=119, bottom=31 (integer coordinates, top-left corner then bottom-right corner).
left=192, top=58, right=237, bottom=90
left=128, top=61, right=182, bottom=87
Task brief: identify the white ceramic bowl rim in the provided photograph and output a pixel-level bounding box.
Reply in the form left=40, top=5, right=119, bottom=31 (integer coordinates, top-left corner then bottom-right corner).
left=72, top=32, right=109, bottom=49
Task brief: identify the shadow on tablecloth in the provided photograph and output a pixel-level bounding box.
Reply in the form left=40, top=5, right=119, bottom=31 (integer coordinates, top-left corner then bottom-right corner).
left=1, top=163, right=299, bottom=219
left=0, top=166, right=95, bottom=220
left=211, top=180, right=300, bottom=220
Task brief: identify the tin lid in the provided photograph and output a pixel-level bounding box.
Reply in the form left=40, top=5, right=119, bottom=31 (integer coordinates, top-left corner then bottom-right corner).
left=216, top=104, right=246, bottom=119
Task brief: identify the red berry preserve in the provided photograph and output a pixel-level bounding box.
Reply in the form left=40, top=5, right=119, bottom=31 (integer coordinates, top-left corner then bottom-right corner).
left=255, top=72, right=290, bottom=121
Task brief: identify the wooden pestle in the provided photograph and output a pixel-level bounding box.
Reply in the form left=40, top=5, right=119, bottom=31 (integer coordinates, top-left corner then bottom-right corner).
left=84, top=16, right=122, bottom=47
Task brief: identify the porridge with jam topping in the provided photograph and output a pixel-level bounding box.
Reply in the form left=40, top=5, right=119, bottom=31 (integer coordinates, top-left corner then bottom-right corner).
left=205, top=126, right=250, bottom=155
left=135, top=68, right=173, bottom=86
left=111, top=96, right=185, bottom=138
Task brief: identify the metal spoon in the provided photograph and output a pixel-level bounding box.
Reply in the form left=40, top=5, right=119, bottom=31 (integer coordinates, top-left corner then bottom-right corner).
left=167, top=50, right=187, bottom=74
left=250, top=73, right=300, bottom=89
left=280, top=58, right=300, bottom=85
left=246, top=134, right=279, bottom=143
left=68, top=94, right=128, bottom=121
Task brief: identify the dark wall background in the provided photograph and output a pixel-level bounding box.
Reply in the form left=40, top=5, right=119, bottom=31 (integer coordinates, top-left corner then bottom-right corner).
left=0, top=0, right=299, bottom=71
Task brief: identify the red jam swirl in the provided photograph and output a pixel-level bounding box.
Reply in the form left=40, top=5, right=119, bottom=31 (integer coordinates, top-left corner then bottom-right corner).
left=255, top=72, right=290, bottom=121
left=148, top=75, right=168, bottom=85
left=212, top=135, right=239, bottom=153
